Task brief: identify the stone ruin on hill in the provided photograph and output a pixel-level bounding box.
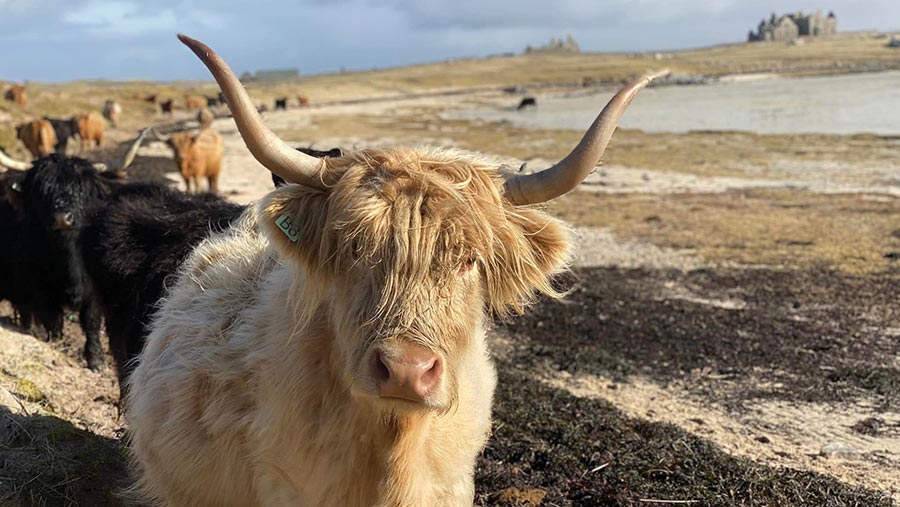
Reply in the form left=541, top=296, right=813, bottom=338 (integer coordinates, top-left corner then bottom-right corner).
left=525, top=34, right=580, bottom=54
left=748, top=10, right=837, bottom=42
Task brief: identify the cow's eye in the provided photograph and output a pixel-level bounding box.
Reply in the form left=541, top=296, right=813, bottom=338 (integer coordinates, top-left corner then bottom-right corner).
left=461, top=255, right=477, bottom=273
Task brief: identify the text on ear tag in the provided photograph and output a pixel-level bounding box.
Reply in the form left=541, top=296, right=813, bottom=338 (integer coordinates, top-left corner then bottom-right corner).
left=275, top=213, right=300, bottom=242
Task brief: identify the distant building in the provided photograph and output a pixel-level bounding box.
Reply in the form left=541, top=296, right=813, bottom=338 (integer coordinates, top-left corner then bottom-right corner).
left=525, top=34, right=580, bottom=54
left=748, top=10, right=836, bottom=42
left=240, top=68, right=300, bottom=82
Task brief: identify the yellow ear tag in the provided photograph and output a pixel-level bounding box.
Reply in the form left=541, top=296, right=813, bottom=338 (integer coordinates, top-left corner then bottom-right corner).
left=275, top=213, right=300, bottom=242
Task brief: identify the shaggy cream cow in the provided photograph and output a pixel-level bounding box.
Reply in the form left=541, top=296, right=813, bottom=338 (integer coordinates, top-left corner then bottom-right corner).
left=126, top=34, right=665, bottom=507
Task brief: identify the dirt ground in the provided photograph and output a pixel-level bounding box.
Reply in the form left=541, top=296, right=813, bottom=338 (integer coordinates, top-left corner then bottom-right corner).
left=1, top=75, right=898, bottom=506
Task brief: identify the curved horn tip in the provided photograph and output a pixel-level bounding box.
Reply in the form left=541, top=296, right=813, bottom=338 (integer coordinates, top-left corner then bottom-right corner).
left=178, top=34, right=210, bottom=58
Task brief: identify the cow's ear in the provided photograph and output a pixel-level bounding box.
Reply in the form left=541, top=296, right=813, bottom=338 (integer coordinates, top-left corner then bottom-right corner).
left=483, top=207, right=572, bottom=316
left=260, top=184, right=330, bottom=272
left=4, top=176, right=26, bottom=210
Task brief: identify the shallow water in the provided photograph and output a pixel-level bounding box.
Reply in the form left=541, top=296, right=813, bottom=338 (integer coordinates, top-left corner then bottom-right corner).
left=456, top=71, right=900, bottom=135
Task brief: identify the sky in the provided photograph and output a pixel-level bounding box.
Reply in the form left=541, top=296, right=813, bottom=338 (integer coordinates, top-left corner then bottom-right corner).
left=0, top=0, right=897, bottom=82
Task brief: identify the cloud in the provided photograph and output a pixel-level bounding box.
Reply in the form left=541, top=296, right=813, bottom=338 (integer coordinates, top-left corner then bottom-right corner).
left=1, top=0, right=899, bottom=81
left=63, top=0, right=177, bottom=37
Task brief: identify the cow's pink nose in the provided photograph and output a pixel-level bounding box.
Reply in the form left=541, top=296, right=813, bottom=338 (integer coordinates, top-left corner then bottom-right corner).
left=373, top=346, right=443, bottom=403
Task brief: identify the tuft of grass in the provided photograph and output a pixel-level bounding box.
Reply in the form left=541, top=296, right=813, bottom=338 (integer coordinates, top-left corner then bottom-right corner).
left=13, top=379, right=46, bottom=403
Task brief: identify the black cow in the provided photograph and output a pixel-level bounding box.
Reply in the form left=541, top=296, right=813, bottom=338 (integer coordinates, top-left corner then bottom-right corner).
left=217, top=91, right=226, bottom=104
left=80, top=184, right=243, bottom=394
left=44, top=117, right=80, bottom=154
left=6, top=155, right=127, bottom=370
left=79, top=146, right=336, bottom=396
left=0, top=169, right=35, bottom=329
left=160, top=99, right=174, bottom=115
left=7, top=146, right=335, bottom=394
left=274, top=97, right=288, bottom=110
left=517, top=97, right=537, bottom=110
left=206, top=95, right=220, bottom=107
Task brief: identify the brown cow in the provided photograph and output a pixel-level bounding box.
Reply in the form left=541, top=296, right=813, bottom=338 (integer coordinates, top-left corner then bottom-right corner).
left=74, top=112, right=105, bottom=150
left=197, top=107, right=214, bottom=130
left=184, top=95, right=208, bottom=110
left=144, top=94, right=158, bottom=103
left=15, top=119, right=57, bottom=158
left=4, top=85, right=27, bottom=108
left=126, top=34, right=666, bottom=507
left=297, top=95, right=310, bottom=107
left=157, top=128, right=223, bottom=193
left=103, top=100, right=122, bottom=128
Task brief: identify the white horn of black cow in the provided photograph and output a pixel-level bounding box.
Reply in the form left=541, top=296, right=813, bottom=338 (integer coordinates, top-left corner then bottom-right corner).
left=0, top=148, right=31, bottom=171
left=150, top=128, right=172, bottom=142
left=502, top=69, right=669, bottom=205
left=106, top=127, right=151, bottom=172
left=177, top=34, right=326, bottom=189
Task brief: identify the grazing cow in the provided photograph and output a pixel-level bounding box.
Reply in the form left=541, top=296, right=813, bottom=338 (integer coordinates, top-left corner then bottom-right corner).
left=75, top=112, right=105, bottom=150
left=517, top=97, right=537, bottom=110
left=126, top=34, right=665, bottom=507
left=257, top=103, right=269, bottom=113
left=4, top=84, right=27, bottom=107
left=185, top=95, right=208, bottom=110
left=206, top=95, right=220, bottom=107
left=274, top=97, right=288, bottom=110
left=144, top=94, right=158, bottom=103
left=156, top=128, right=223, bottom=193
left=1, top=132, right=148, bottom=370
left=297, top=95, right=310, bottom=107
left=103, top=100, right=122, bottom=128
left=160, top=99, right=174, bottom=115
left=16, top=119, right=57, bottom=158
left=197, top=107, right=214, bottom=130
left=43, top=117, right=81, bottom=155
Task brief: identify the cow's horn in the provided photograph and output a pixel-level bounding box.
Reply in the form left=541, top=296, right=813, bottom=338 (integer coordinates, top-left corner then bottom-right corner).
left=177, top=34, right=325, bottom=189
left=105, top=127, right=151, bottom=171
left=150, top=128, right=171, bottom=142
left=0, top=148, right=31, bottom=171
left=502, top=69, right=668, bottom=205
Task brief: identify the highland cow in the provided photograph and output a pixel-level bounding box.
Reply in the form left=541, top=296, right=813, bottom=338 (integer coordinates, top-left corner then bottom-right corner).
left=126, top=34, right=666, bottom=507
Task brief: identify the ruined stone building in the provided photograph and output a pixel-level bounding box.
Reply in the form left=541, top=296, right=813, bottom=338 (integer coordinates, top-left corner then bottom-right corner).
left=748, top=10, right=836, bottom=42
left=525, top=34, right=580, bottom=54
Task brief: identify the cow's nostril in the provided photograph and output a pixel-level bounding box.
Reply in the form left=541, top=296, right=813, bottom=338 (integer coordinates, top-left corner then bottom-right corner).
left=420, top=356, right=443, bottom=390
left=373, top=350, right=391, bottom=384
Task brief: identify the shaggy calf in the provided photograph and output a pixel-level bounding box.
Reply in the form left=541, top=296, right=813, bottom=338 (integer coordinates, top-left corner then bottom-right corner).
left=126, top=35, right=665, bottom=507
left=156, top=128, right=224, bottom=193
left=75, top=112, right=105, bottom=150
